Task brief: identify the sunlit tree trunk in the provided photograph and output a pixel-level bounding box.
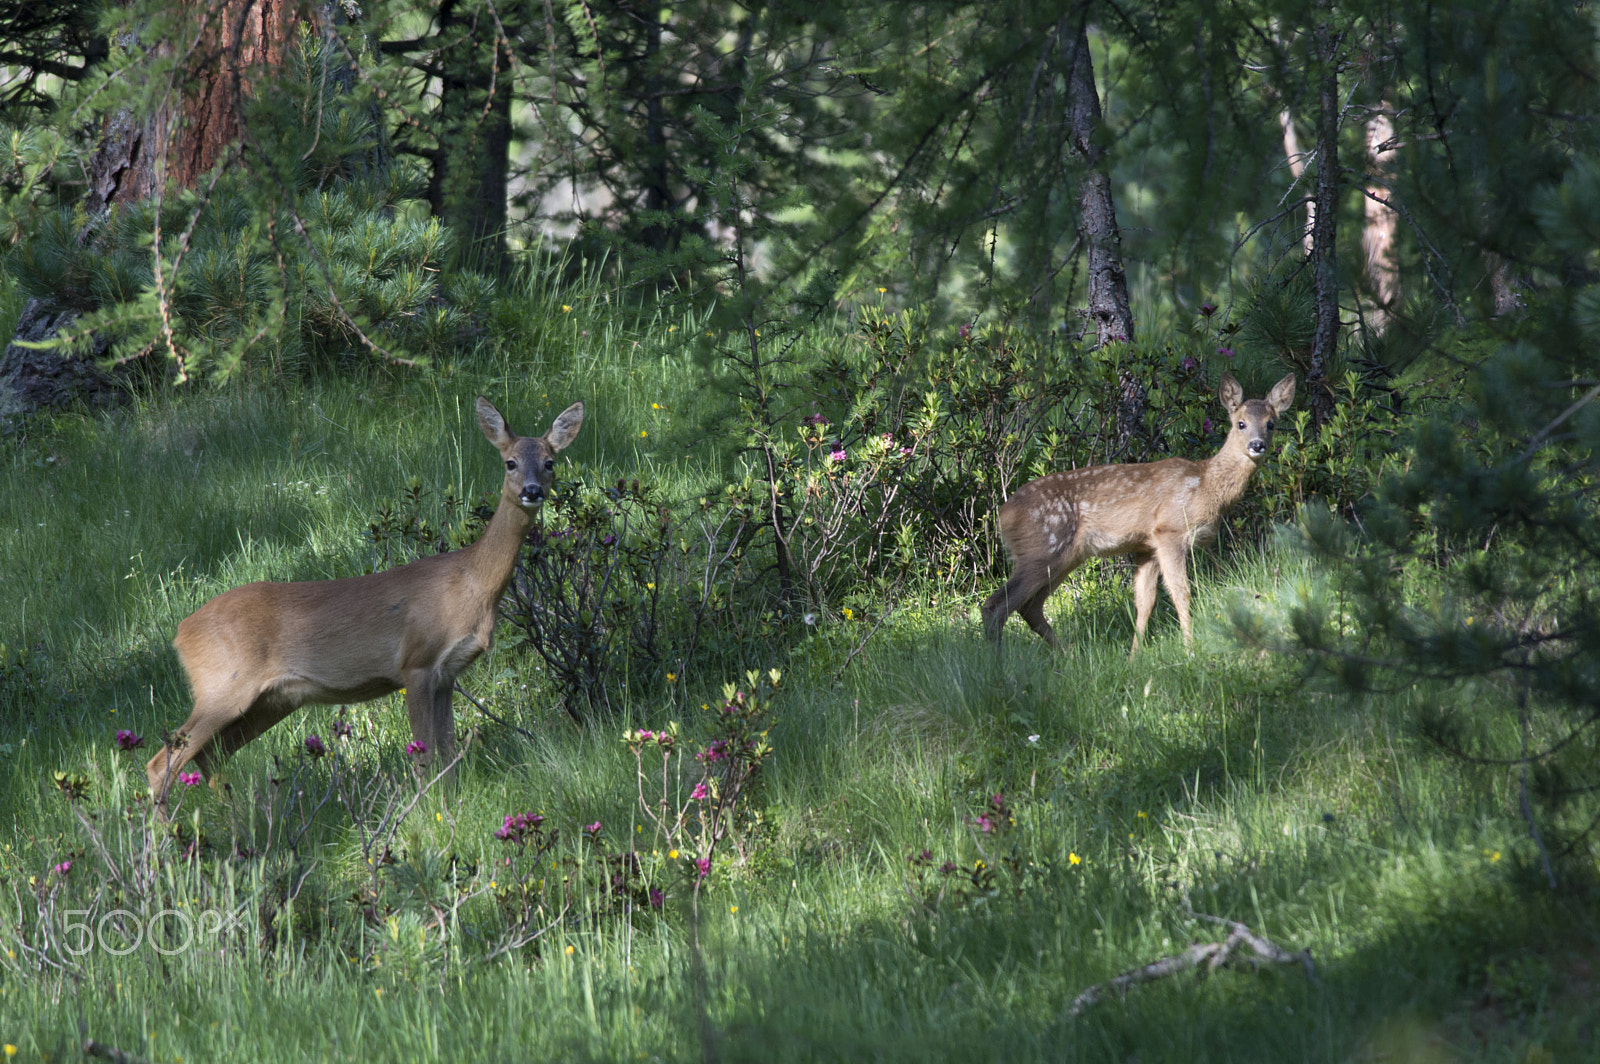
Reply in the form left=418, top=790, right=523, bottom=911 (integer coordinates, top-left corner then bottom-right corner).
left=1278, top=107, right=1315, bottom=255
left=1361, top=106, right=1399, bottom=332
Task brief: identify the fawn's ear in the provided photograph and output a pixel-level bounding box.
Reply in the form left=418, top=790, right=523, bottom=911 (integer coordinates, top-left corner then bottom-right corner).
left=477, top=397, right=515, bottom=450
left=1265, top=374, right=1297, bottom=416
left=1218, top=373, right=1244, bottom=411
left=545, top=401, right=584, bottom=452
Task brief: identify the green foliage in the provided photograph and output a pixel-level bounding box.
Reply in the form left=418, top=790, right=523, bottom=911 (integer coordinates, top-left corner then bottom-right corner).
left=1250, top=156, right=1600, bottom=868
left=0, top=22, right=495, bottom=380
left=1, top=369, right=1596, bottom=1062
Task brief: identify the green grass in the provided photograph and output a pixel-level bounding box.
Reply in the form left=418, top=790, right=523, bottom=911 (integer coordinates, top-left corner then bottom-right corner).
left=1, top=326, right=1596, bottom=1062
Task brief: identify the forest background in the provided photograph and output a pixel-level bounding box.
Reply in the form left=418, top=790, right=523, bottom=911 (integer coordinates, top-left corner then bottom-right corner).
left=0, top=0, right=1598, bottom=1060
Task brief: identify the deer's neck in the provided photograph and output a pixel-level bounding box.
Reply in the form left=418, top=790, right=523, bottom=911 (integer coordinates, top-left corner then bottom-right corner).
left=1200, top=446, right=1261, bottom=513
left=462, top=491, right=534, bottom=602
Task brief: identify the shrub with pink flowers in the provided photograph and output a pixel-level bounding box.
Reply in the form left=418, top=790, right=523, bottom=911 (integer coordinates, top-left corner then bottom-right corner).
left=713, top=305, right=1242, bottom=608
left=624, top=669, right=779, bottom=901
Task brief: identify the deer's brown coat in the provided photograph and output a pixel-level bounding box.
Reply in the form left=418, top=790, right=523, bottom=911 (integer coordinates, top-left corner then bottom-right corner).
left=982, top=373, right=1294, bottom=653
left=146, top=397, right=583, bottom=812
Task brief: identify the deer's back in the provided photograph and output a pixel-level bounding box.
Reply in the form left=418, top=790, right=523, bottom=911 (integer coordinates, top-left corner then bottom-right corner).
left=999, top=456, right=1213, bottom=559
left=173, top=551, right=493, bottom=704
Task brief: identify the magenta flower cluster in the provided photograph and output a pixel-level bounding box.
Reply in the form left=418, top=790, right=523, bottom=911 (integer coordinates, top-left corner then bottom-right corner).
left=304, top=734, right=327, bottom=758
left=801, top=412, right=829, bottom=426
left=406, top=740, right=428, bottom=757
left=494, top=812, right=545, bottom=845
left=114, top=729, right=144, bottom=751
left=178, top=771, right=202, bottom=787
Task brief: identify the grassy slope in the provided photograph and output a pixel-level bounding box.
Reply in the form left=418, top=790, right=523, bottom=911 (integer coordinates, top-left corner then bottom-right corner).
left=0, top=328, right=1596, bottom=1061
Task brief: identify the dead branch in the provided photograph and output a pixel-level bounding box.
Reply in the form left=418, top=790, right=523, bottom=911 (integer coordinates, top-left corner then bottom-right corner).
left=1062, top=913, right=1315, bottom=1021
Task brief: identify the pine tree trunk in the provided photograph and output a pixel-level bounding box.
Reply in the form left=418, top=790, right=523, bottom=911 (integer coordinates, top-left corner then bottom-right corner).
left=1062, top=17, right=1141, bottom=455
left=1307, top=19, right=1340, bottom=428
left=1064, top=20, right=1133, bottom=346
left=428, top=0, right=513, bottom=276
left=1, top=0, right=303, bottom=424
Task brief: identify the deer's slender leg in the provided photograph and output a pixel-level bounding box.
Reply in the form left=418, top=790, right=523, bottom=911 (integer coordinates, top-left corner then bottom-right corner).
left=147, top=691, right=256, bottom=812
left=983, top=559, right=1053, bottom=643
left=404, top=670, right=440, bottom=760
left=1130, top=552, right=1161, bottom=654
left=1153, top=537, right=1194, bottom=645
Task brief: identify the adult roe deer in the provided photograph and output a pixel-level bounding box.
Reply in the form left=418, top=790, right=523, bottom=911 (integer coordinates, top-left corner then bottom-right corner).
left=981, top=372, right=1295, bottom=654
left=146, top=397, right=584, bottom=814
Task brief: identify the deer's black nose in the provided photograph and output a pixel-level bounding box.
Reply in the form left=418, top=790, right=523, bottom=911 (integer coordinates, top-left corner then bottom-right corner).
left=520, top=486, right=545, bottom=504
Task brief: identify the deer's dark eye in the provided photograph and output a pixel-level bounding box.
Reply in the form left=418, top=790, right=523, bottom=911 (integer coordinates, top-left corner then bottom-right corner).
left=1237, top=421, right=1247, bottom=431
left=1266, top=420, right=1275, bottom=431
left=505, top=459, right=516, bottom=470
left=544, top=459, right=555, bottom=471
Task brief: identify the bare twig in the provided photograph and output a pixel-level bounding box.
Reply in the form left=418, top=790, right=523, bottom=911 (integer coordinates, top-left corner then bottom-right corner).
left=1061, top=912, right=1315, bottom=1021
left=455, top=681, right=540, bottom=743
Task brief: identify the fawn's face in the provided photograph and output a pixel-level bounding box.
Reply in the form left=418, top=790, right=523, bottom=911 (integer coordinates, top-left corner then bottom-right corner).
left=1231, top=398, right=1281, bottom=461
left=1219, top=373, right=1296, bottom=463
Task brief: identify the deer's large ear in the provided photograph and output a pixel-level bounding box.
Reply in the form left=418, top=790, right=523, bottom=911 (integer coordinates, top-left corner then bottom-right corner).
left=546, top=401, right=584, bottom=452
left=1218, top=373, right=1244, bottom=411
left=477, top=396, right=514, bottom=449
left=1265, top=374, right=1297, bottom=416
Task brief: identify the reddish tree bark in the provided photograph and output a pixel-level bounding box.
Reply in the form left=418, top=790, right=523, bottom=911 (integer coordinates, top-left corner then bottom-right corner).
left=2, top=0, right=306, bottom=420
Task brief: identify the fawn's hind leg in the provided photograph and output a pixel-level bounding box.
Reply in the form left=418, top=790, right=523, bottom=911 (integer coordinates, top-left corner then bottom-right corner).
left=983, top=559, right=1052, bottom=643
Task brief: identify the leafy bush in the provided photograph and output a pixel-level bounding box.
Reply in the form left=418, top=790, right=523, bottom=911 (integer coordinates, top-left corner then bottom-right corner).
left=721, top=307, right=1277, bottom=604
left=4, top=35, right=489, bottom=379
left=500, top=476, right=674, bottom=720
